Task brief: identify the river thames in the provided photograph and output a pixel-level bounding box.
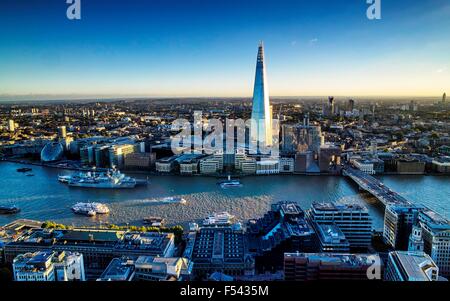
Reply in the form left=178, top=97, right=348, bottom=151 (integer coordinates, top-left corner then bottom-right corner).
left=0, top=162, right=449, bottom=230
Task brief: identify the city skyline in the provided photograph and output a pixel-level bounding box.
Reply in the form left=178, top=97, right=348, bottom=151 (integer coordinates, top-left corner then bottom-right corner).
left=1, top=0, right=450, bottom=101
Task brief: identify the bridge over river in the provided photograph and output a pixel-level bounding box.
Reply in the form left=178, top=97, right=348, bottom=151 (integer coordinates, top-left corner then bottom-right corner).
left=343, top=167, right=411, bottom=207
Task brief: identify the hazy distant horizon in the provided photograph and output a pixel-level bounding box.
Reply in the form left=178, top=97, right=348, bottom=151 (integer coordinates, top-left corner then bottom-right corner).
left=0, top=94, right=444, bottom=104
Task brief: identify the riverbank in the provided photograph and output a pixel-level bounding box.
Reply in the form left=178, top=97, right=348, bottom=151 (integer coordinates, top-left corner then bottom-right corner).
left=2, top=158, right=448, bottom=177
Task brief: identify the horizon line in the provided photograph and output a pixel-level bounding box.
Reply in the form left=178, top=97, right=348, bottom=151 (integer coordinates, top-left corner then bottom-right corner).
left=0, top=94, right=446, bottom=103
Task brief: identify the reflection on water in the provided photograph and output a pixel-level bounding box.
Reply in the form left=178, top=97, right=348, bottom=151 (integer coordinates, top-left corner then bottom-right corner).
left=1, top=162, right=448, bottom=230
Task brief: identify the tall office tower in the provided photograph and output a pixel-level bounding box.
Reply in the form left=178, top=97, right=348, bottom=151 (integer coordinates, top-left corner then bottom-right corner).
left=383, top=204, right=424, bottom=250
left=408, top=224, right=424, bottom=252
left=308, top=202, right=372, bottom=250
left=8, top=119, right=15, bottom=132
left=284, top=253, right=380, bottom=281
left=328, top=96, right=335, bottom=116
left=384, top=251, right=438, bottom=281
left=347, top=99, right=355, bottom=112
left=250, top=41, right=272, bottom=152
left=418, top=208, right=450, bottom=277
left=443, top=92, right=447, bottom=103
left=303, top=112, right=310, bottom=126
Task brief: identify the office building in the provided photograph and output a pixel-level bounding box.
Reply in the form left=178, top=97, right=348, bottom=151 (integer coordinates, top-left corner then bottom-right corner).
left=94, top=145, right=111, bottom=167
left=432, top=157, right=450, bottom=173
left=256, top=158, right=279, bottom=175
left=5, top=228, right=175, bottom=278
left=279, top=157, right=294, bottom=173
left=322, top=96, right=336, bottom=117
left=294, top=151, right=314, bottom=173
left=250, top=42, right=272, bottom=152
left=199, top=154, right=223, bottom=174
left=97, top=257, right=135, bottom=281
left=114, top=232, right=176, bottom=258
left=241, top=160, right=257, bottom=174
left=13, top=251, right=85, bottom=281
left=134, top=256, right=193, bottom=281
left=384, top=251, right=439, bottom=281
left=189, top=226, right=254, bottom=278
left=315, top=223, right=350, bottom=252
left=234, top=149, right=247, bottom=170
left=13, top=251, right=56, bottom=281
left=351, top=158, right=375, bottom=174
left=284, top=253, right=381, bottom=281
left=281, top=124, right=323, bottom=154
left=347, top=99, right=355, bottom=112
left=418, top=209, right=450, bottom=277
left=123, top=152, right=156, bottom=170
left=57, top=126, right=67, bottom=139
left=319, top=144, right=341, bottom=173
left=179, top=158, right=200, bottom=175
left=396, top=157, right=426, bottom=174
left=383, top=204, right=424, bottom=250
left=80, top=145, right=95, bottom=166
left=235, top=150, right=257, bottom=174
left=156, top=156, right=177, bottom=173
left=247, top=202, right=316, bottom=271
left=8, top=119, right=15, bottom=132
left=308, top=202, right=372, bottom=249
left=109, top=143, right=137, bottom=168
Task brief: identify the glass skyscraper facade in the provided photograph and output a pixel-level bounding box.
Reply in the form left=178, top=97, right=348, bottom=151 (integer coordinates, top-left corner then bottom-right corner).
left=250, top=42, right=272, bottom=153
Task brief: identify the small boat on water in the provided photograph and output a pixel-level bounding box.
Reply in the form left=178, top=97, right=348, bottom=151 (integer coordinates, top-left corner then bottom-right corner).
left=159, top=197, right=187, bottom=205
left=143, top=216, right=166, bottom=227
left=218, top=175, right=242, bottom=188
left=58, top=174, right=75, bottom=183
left=0, top=205, right=21, bottom=215
left=17, top=167, right=32, bottom=173
left=71, top=202, right=110, bottom=217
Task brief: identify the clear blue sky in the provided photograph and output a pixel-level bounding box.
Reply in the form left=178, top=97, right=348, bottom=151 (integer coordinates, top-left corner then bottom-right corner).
left=1, top=0, right=449, bottom=100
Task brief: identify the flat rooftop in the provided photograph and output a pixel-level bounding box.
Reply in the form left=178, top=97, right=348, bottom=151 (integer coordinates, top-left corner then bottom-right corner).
left=1, top=219, right=42, bottom=231
left=97, top=258, right=135, bottom=281
left=316, top=223, right=348, bottom=244
left=393, top=251, right=438, bottom=281
left=116, top=232, right=173, bottom=251
left=280, top=202, right=301, bottom=215
left=285, top=252, right=377, bottom=267
left=60, top=229, right=124, bottom=243
left=312, top=202, right=368, bottom=212
left=27, top=251, right=54, bottom=265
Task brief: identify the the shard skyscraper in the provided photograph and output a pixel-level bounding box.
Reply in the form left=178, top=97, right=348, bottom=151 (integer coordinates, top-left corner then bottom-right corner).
left=250, top=41, right=272, bottom=153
